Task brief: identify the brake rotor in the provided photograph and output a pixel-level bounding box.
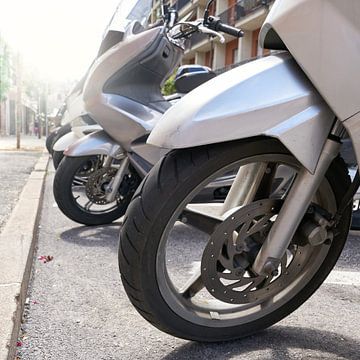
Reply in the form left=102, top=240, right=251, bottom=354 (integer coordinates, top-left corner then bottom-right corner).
left=85, top=167, right=119, bottom=205
left=201, top=199, right=289, bottom=304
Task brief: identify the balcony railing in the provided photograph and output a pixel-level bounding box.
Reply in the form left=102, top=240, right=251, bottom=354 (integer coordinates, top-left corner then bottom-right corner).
left=215, top=52, right=280, bottom=74
left=188, top=32, right=207, bottom=49
left=219, top=0, right=273, bottom=27
left=174, top=0, right=192, bottom=11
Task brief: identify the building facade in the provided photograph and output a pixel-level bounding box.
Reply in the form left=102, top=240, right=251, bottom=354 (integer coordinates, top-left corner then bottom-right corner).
left=0, top=36, right=39, bottom=136
left=152, top=0, right=273, bottom=72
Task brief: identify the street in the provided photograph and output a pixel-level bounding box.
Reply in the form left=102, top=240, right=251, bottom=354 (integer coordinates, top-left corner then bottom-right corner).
left=17, top=165, right=360, bottom=360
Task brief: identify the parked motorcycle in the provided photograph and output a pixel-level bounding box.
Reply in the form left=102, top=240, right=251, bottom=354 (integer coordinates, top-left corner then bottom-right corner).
left=119, top=0, right=360, bottom=342
left=50, top=9, right=128, bottom=168
left=48, top=79, right=89, bottom=169
left=53, top=1, right=217, bottom=226
left=46, top=104, right=67, bottom=155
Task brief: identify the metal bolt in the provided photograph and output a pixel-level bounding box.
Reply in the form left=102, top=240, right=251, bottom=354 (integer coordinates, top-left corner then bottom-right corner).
left=236, top=244, right=243, bottom=252
left=271, top=269, right=279, bottom=277
left=263, top=260, right=279, bottom=277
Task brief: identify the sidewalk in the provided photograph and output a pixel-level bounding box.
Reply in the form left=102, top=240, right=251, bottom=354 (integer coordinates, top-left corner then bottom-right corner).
left=0, top=147, right=48, bottom=360
left=15, top=166, right=360, bottom=360
left=0, top=135, right=45, bottom=151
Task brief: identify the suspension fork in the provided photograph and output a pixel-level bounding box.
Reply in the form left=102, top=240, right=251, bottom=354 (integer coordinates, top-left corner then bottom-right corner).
left=252, top=138, right=341, bottom=276
left=105, top=156, right=130, bottom=203
left=221, top=163, right=268, bottom=215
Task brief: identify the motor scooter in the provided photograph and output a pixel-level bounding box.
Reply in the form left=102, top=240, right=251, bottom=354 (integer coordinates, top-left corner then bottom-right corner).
left=50, top=11, right=126, bottom=168
left=119, top=0, right=360, bottom=342
left=53, top=1, right=218, bottom=226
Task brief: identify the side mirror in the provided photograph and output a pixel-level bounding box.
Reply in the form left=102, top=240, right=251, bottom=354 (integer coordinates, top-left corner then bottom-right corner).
left=175, top=65, right=216, bottom=93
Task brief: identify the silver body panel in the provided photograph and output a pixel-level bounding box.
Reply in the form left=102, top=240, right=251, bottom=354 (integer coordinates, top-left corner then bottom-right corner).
left=53, top=125, right=102, bottom=152
left=61, top=92, right=86, bottom=126
left=83, top=28, right=164, bottom=151
left=260, top=0, right=360, bottom=121
left=130, top=141, right=169, bottom=166
left=64, top=130, right=123, bottom=158
left=148, top=53, right=335, bottom=173
left=343, top=113, right=360, bottom=169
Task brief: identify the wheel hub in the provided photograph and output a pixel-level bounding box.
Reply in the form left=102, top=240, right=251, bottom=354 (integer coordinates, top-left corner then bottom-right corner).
left=86, top=167, right=119, bottom=205
left=201, top=199, right=285, bottom=304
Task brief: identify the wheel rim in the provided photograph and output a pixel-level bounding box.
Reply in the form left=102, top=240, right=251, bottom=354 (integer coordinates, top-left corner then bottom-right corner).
left=156, top=154, right=337, bottom=327
left=70, top=157, right=130, bottom=215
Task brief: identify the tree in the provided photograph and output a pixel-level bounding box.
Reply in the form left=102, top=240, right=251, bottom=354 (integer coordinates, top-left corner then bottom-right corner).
left=0, top=36, right=11, bottom=101
left=162, top=73, right=176, bottom=96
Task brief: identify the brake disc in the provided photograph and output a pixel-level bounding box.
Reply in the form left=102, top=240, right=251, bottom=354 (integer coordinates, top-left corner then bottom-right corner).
left=85, top=167, right=118, bottom=205
left=201, top=199, right=289, bottom=304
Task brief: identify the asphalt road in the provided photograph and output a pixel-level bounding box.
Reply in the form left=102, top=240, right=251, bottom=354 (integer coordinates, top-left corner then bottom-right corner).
left=17, top=166, right=360, bottom=360
left=0, top=151, right=41, bottom=231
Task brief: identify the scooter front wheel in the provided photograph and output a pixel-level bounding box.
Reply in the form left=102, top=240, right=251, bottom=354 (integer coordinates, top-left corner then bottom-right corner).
left=119, top=138, right=351, bottom=342
left=54, top=155, right=140, bottom=226
left=52, top=150, right=64, bottom=169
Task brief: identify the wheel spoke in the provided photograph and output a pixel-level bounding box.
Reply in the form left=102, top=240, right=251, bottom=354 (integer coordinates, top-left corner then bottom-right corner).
left=180, top=271, right=204, bottom=299
left=73, top=176, right=88, bottom=186
left=180, top=207, right=222, bottom=235
left=85, top=200, right=94, bottom=211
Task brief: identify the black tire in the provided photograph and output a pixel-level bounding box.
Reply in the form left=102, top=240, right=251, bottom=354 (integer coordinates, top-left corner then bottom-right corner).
left=46, top=130, right=58, bottom=155
left=119, top=138, right=352, bottom=342
left=52, top=150, right=64, bottom=170
left=54, top=156, right=135, bottom=226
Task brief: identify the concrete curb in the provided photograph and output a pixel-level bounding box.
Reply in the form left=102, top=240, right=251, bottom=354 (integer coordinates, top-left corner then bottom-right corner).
left=0, top=152, right=49, bottom=360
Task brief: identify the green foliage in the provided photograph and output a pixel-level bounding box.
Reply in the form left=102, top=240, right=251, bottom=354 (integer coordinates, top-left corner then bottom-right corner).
left=0, top=37, right=11, bottom=101
left=162, top=73, right=176, bottom=96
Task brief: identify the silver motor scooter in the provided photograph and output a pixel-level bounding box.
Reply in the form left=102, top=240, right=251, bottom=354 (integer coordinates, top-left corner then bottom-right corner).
left=119, top=0, right=360, bottom=342
left=53, top=1, right=219, bottom=226
left=51, top=11, right=128, bottom=169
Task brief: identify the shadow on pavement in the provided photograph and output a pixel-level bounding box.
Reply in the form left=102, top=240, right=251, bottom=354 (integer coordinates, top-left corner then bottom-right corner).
left=163, top=326, right=359, bottom=360
left=60, top=223, right=122, bottom=252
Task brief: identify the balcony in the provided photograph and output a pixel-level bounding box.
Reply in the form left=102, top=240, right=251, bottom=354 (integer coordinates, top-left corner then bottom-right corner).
left=219, top=0, right=273, bottom=27
left=188, top=32, right=207, bottom=49
left=174, top=0, right=192, bottom=11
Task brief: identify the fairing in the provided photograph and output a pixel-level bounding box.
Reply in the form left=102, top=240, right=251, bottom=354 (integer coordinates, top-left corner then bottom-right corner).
left=64, top=130, right=123, bottom=158
left=148, top=53, right=335, bottom=173
left=53, top=125, right=102, bottom=152
left=260, top=0, right=360, bottom=121
left=104, top=0, right=152, bottom=35
left=83, top=28, right=165, bottom=150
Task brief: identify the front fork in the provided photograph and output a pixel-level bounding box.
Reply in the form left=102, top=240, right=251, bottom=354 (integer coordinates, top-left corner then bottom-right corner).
left=252, top=138, right=341, bottom=276
left=103, top=155, right=130, bottom=203
left=221, top=138, right=341, bottom=276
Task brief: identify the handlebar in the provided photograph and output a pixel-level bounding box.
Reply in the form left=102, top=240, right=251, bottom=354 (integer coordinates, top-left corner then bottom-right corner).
left=206, top=16, right=244, bottom=38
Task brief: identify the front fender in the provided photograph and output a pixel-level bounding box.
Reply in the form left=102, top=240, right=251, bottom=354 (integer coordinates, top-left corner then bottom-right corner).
left=148, top=53, right=335, bottom=173
left=53, top=132, right=81, bottom=152
left=64, top=130, right=124, bottom=158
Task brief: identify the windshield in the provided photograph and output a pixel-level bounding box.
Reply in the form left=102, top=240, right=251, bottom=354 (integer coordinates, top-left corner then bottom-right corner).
left=105, top=0, right=153, bottom=34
